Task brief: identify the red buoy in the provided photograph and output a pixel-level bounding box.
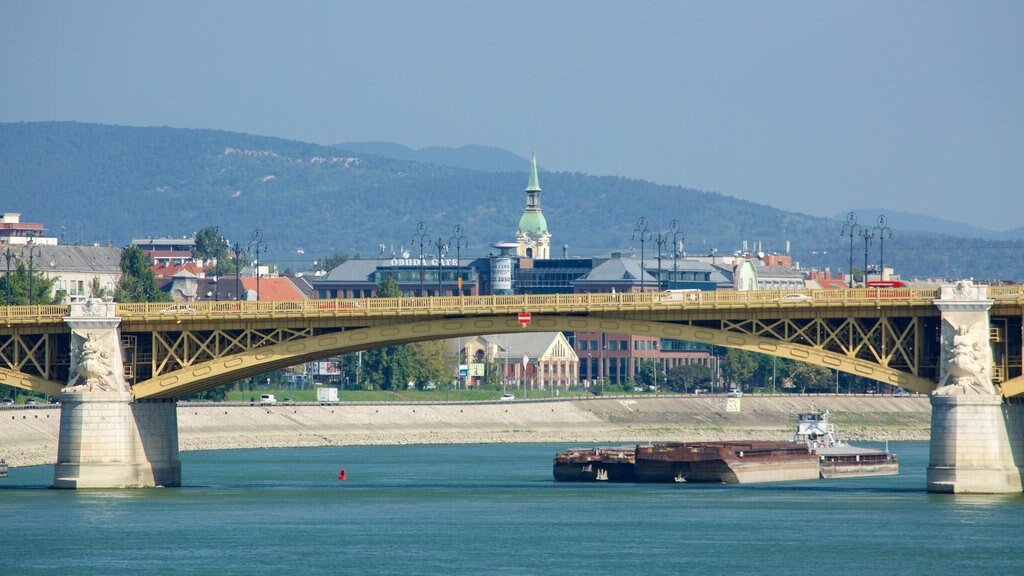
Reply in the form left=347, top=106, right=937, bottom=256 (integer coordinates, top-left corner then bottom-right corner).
left=337, top=469, right=347, bottom=481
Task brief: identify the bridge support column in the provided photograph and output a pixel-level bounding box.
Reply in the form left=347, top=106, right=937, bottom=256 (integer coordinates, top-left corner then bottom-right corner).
left=927, top=395, right=1021, bottom=493
left=53, top=393, right=181, bottom=489
left=53, top=298, right=181, bottom=489
left=927, top=281, right=1023, bottom=493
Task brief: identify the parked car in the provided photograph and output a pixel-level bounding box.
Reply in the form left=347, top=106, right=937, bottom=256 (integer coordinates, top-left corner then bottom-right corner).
left=259, top=394, right=277, bottom=405
left=25, top=398, right=40, bottom=405
left=1, top=398, right=13, bottom=405
left=500, top=394, right=515, bottom=401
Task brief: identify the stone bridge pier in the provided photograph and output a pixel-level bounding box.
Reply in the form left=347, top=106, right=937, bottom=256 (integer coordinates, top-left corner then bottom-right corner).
left=52, top=299, right=180, bottom=489
left=927, top=281, right=1023, bottom=493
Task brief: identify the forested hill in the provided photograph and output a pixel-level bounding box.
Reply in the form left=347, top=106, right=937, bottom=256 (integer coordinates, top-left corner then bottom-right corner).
left=1, top=121, right=1020, bottom=280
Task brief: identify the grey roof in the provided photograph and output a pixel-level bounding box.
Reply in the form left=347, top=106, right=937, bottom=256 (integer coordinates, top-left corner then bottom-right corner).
left=478, top=332, right=571, bottom=359
left=320, top=259, right=382, bottom=282
left=7, top=245, right=121, bottom=274
left=755, top=265, right=805, bottom=279
left=574, top=255, right=656, bottom=285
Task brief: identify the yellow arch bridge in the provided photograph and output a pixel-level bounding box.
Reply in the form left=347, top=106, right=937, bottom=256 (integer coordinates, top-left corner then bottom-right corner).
left=2, top=287, right=1023, bottom=400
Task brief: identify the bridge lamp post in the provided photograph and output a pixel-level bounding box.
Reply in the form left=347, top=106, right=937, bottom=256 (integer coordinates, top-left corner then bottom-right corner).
left=654, top=231, right=670, bottom=291
left=632, top=217, right=652, bottom=293
left=249, top=229, right=267, bottom=301
left=449, top=225, right=468, bottom=296
left=874, top=215, right=893, bottom=281
left=430, top=236, right=448, bottom=296
left=26, top=238, right=41, bottom=306
left=411, top=222, right=428, bottom=297
left=670, top=220, right=684, bottom=290
left=3, top=246, right=12, bottom=305
left=840, top=212, right=860, bottom=287
left=859, top=227, right=875, bottom=284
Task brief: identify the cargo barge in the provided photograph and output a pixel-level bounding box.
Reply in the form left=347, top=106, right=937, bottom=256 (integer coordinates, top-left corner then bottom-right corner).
left=552, top=408, right=897, bottom=484
left=552, top=446, right=635, bottom=482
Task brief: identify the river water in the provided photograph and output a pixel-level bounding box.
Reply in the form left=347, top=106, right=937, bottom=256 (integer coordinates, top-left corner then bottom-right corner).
left=2, top=442, right=1023, bottom=575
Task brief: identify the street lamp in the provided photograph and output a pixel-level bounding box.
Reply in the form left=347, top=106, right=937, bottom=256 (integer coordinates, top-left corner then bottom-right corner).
left=632, top=217, right=652, bottom=293
left=25, top=238, right=41, bottom=305
left=430, top=236, right=448, bottom=296
left=3, top=246, right=13, bottom=305
left=249, top=229, right=267, bottom=301
left=670, top=220, right=684, bottom=290
left=449, top=225, right=468, bottom=296
left=232, top=242, right=243, bottom=301
left=410, top=222, right=428, bottom=297
left=840, top=212, right=860, bottom=287
left=874, top=215, right=893, bottom=281
left=859, top=227, right=875, bottom=284
left=654, top=229, right=670, bottom=291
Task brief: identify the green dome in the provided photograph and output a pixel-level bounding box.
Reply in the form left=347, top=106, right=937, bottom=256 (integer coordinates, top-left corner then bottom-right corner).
left=518, top=211, right=548, bottom=234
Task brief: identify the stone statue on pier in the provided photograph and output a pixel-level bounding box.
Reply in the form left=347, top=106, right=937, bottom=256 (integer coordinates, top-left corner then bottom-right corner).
left=933, top=280, right=995, bottom=396
left=66, top=332, right=121, bottom=392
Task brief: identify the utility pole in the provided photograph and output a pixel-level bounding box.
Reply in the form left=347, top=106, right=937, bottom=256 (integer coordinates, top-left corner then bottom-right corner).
left=233, top=242, right=242, bottom=300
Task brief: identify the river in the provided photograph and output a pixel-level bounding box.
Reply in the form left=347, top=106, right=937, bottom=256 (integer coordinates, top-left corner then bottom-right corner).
left=2, top=442, right=1023, bottom=575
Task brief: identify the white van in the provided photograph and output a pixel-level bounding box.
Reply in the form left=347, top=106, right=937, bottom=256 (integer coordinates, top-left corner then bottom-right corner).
left=259, top=394, right=277, bottom=405
left=659, top=289, right=701, bottom=303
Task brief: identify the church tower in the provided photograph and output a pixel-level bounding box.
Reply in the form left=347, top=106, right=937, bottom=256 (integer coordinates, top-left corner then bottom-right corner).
left=515, top=150, right=551, bottom=259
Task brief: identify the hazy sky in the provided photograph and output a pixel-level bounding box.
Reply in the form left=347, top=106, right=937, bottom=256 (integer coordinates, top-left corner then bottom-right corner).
left=2, top=1, right=1021, bottom=230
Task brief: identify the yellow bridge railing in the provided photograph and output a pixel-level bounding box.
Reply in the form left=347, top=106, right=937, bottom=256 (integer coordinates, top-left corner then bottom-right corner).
left=1, top=285, right=1021, bottom=324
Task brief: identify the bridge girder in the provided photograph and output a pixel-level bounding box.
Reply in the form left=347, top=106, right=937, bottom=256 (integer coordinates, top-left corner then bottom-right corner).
left=131, top=314, right=938, bottom=399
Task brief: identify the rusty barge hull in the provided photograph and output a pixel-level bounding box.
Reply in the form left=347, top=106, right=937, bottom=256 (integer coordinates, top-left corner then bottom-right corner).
left=552, top=441, right=821, bottom=485
left=633, top=441, right=820, bottom=484
left=552, top=446, right=636, bottom=482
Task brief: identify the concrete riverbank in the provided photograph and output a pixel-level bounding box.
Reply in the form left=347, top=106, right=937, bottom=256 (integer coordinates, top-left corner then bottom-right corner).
left=0, top=395, right=931, bottom=468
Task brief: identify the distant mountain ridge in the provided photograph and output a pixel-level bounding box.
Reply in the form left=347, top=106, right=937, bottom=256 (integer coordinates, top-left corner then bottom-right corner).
left=1, top=121, right=1021, bottom=280
left=335, top=141, right=528, bottom=173
left=834, top=210, right=1024, bottom=241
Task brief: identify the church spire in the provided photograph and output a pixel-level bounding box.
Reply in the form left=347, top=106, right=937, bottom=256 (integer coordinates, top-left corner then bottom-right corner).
left=526, top=147, right=541, bottom=192
left=516, top=147, right=550, bottom=259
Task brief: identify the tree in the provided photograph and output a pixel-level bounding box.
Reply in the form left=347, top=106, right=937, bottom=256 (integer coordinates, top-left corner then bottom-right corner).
left=411, top=339, right=455, bottom=388
left=89, top=276, right=112, bottom=300
left=359, top=275, right=413, bottom=390
left=789, top=362, right=834, bottom=394
left=720, top=349, right=757, bottom=390
left=192, top=226, right=233, bottom=276
left=114, top=246, right=169, bottom=303
left=317, top=250, right=352, bottom=273
left=665, top=364, right=712, bottom=392
left=0, top=261, right=61, bottom=305
left=635, top=359, right=658, bottom=388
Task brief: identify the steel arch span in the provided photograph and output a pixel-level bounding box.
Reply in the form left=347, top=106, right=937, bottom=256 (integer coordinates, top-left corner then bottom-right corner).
left=130, top=314, right=937, bottom=399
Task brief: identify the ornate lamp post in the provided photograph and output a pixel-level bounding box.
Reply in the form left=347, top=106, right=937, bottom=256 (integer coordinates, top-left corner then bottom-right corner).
left=859, top=227, right=875, bottom=285
left=631, top=217, right=652, bottom=293
left=26, top=238, right=41, bottom=305
left=429, top=236, right=448, bottom=296
left=3, top=246, right=13, bottom=305
left=670, top=220, right=683, bottom=290
left=840, top=212, right=860, bottom=287
left=654, top=230, right=670, bottom=291
left=874, top=215, right=893, bottom=281
left=410, top=221, right=428, bottom=297
left=232, top=242, right=243, bottom=301
left=449, top=225, right=468, bottom=296
left=249, top=229, right=267, bottom=301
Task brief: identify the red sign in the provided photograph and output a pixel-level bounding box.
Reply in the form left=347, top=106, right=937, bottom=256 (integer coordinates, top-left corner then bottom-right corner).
left=518, top=312, right=532, bottom=326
